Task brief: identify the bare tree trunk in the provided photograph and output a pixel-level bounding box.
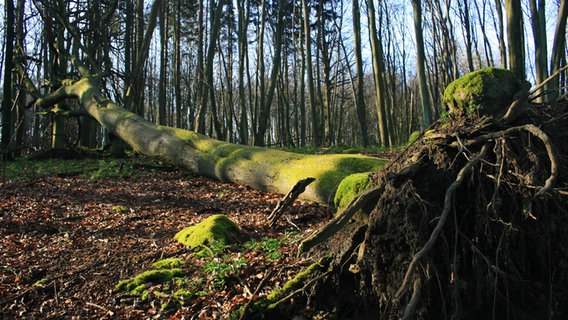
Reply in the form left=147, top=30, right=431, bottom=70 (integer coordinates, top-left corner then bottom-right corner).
left=505, top=0, right=525, bottom=79
left=158, top=0, right=168, bottom=126
left=302, top=0, right=320, bottom=147
left=411, top=0, right=433, bottom=127
left=174, top=0, right=183, bottom=129
left=529, top=0, right=548, bottom=102
left=1, top=0, right=15, bottom=159
left=549, top=0, right=568, bottom=101
left=254, top=0, right=285, bottom=146
left=494, top=0, right=508, bottom=68
left=352, top=0, right=369, bottom=147
left=366, top=0, right=390, bottom=146
left=237, top=0, right=249, bottom=144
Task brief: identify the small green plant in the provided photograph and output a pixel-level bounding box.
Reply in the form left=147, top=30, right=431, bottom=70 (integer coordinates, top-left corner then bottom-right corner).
left=90, top=160, right=117, bottom=180
left=199, top=239, right=247, bottom=287
left=203, top=257, right=247, bottom=287
left=111, top=205, right=129, bottom=213
left=216, top=188, right=231, bottom=197
left=243, top=237, right=283, bottom=261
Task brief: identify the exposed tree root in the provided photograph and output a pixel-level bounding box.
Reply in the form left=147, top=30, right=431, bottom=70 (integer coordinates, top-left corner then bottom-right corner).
left=394, top=144, right=489, bottom=303
left=293, top=97, right=568, bottom=319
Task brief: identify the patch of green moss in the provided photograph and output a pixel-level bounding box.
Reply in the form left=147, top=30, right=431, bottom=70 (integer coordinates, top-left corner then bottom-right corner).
left=333, top=172, right=374, bottom=209
left=173, top=289, right=194, bottom=301
left=34, top=278, right=50, bottom=286
left=173, top=214, right=240, bottom=248
left=407, top=131, right=422, bottom=145
left=266, top=255, right=332, bottom=303
left=152, top=258, right=185, bottom=270
left=443, top=67, right=530, bottom=117
left=114, top=268, right=184, bottom=293
left=111, top=205, right=128, bottom=213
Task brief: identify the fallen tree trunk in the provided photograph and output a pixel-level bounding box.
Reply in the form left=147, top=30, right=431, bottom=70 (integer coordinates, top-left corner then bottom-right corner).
left=33, top=75, right=386, bottom=204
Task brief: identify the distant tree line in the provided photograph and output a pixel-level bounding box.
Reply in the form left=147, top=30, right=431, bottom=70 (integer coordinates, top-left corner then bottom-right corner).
left=1, top=0, right=567, bottom=159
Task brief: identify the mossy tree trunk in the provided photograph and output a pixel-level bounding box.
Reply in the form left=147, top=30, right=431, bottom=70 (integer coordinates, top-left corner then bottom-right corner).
left=34, top=74, right=386, bottom=204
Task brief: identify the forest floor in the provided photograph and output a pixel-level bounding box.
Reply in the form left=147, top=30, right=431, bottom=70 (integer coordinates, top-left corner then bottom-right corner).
left=0, top=155, right=343, bottom=319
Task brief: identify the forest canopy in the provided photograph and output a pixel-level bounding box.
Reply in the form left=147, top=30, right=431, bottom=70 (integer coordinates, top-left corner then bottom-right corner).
left=1, top=0, right=566, bottom=155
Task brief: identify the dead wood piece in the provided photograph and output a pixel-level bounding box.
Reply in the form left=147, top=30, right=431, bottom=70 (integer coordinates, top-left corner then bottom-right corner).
left=299, top=187, right=382, bottom=255
left=268, top=177, right=316, bottom=227
left=502, top=64, right=568, bottom=123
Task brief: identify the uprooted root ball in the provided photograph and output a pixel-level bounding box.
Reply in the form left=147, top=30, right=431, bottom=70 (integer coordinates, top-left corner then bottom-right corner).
left=303, top=102, right=568, bottom=319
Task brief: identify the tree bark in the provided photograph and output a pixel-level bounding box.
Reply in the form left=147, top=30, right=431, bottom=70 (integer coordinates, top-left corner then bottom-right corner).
left=411, top=0, right=433, bottom=127
left=505, top=0, right=525, bottom=79
left=1, top=0, right=15, bottom=159
left=549, top=0, right=568, bottom=101
left=351, top=0, right=369, bottom=147
left=366, top=0, right=390, bottom=146
left=302, top=0, right=320, bottom=147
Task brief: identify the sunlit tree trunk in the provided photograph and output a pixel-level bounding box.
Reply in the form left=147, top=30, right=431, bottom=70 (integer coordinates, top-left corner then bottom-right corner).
left=494, top=0, right=508, bottom=68
left=352, top=0, right=369, bottom=147
left=302, top=0, right=319, bottom=147
left=411, top=0, right=433, bottom=127
left=254, top=0, right=285, bottom=146
left=174, top=0, right=183, bottom=129
left=505, top=0, right=525, bottom=79
left=194, top=0, right=206, bottom=133
left=367, top=0, right=390, bottom=146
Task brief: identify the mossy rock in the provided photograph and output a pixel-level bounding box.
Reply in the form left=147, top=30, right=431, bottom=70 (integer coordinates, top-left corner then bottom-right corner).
left=174, top=214, right=240, bottom=248
left=443, top=67, right=530, bottom=117
left=334, top=172, right=374, bottom=209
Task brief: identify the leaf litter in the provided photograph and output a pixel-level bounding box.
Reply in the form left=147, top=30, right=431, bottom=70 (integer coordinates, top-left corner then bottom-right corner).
left=0, top=158, right=333, bottom=319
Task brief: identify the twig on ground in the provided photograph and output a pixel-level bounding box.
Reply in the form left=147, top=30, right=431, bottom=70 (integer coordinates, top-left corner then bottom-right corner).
left=268, top=177, right=315, bottom=227
left=239, top=269, right=274, bottom=320
left=267, top=270, right=332, bottom=310
left=299, top=187, right=382, bottom=255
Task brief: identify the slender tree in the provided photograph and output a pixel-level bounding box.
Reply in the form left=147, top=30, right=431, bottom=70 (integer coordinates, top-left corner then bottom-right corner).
left=505, top=0, right=525, bottom=79
left=529, top=0, right=548, bottom=101
left=549, top=0, right=568, bottom=101
left=302, top=0, right=319, bottom=147
left=352, top=0, right=369, bottom=146
left=1, top=0, right=16, bottom=159
left=254, top=0, right=286, bottom=146
left=411, top=0, right=433, bottom=127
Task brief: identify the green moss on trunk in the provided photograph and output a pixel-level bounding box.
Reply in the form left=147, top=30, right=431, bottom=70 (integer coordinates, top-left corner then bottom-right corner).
left=333, top=172, right=375, bottom=209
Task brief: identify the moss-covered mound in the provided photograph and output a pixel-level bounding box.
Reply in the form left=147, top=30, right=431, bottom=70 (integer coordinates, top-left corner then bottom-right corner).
left=443, top=67, right=530, bottom=116
left=333, top=172, right=374, bottom=209
left=174, top=214, right=240, bottom=248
